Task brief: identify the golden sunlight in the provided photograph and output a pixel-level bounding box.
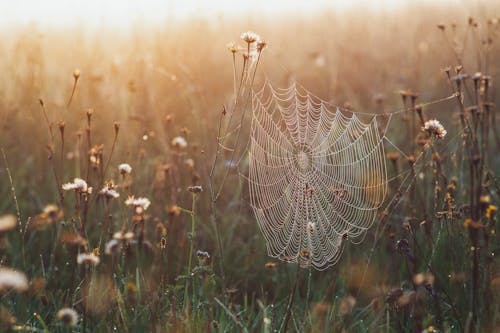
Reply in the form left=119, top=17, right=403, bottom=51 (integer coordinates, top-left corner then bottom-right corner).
left=0, top=0, right=461, bottom=28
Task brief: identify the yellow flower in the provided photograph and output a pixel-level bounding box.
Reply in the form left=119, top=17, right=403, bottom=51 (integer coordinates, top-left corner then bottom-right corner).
left=486, top=205, right=497, bottom=219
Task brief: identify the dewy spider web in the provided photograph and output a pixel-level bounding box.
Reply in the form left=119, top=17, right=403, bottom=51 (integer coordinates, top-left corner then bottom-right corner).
left=241, top=80, right=458, bottom=270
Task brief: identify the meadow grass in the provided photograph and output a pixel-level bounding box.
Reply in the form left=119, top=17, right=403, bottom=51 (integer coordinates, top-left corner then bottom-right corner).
left=0, top=3, right=499, bottom=332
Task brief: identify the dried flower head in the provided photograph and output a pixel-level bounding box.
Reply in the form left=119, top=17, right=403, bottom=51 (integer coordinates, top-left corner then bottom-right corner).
left=171, top=136, right=188, bottom=149
left=119, top=163, right=132, bottom=175
left=0, top=267, right=28, bottom=293
left=423, top=119, right=447, bottom=139
left=240, top=31, right=260, bottom=44
left=73, top=69, right=80, bottom=80
left=188, top=185, right=203, bottom=194
left=265, top=262, right=277, bottom=269
left=167, top=205, right=181, bottom=216
left=77, top=253, right=100, bottom=266
left=226, top=42, right=240, bottom=53
left=196, top=250, right=210, bottom=259
left=62, top=178, right=92, bottom=194
left=56, top=308, right=78, bottom=327
left=257, top=40, right=267, bottom=52
left=60, top=232, right=87, bottom=247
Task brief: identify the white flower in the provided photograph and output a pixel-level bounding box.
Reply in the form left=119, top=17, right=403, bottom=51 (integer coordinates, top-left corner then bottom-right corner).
left=0, top=214, right=17, bottom=233
left=113, top=230, right=134, bottom=241
left=56, top=308, right=79, bottom=327
left=423, top=119, right=447, bottom=139
left=307, top=222, right=316, bottom=233
left=171, top=136, right=188, bottom=149
left=0, top=267, right=29, bottom=293
left=118, top=163, right=132, bottom=175
left=125, top=196, right=151, bottom=210
left=240, top=31, right=260, bottom=44
left=104, top=239, right=120, bottom=255
left=76, top=253, right=100, bottom=266
left=99, top=183, right=120, bottom=199
left=62, top=178, right=92, bottom=194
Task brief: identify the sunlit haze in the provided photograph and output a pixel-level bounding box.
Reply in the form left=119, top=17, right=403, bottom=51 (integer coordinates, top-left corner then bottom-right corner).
left=1, top=0, right=465, bottom=28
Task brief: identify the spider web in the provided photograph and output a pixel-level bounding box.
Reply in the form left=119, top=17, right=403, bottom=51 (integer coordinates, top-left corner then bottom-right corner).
left=241, top=80, right=457, bottom=270
left=247, top=82, right=387, bottom=269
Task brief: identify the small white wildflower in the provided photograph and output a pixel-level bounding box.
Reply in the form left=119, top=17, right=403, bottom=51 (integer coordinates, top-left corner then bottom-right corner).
left=171, top=136, right=188, bottom=149
left=240, top=31, right=260, bottom=44
left=307, top=222, right=316, bottom=233
left=423, top=119, right=447, bottom=139
left=76, top=253, right=100, bottom=266
left=99, top=183, right=120, bottom=199
left=56, top=308, right=79, bottom=327
left=125, top=196, right=151, bottom=210
left=118, top=163, right=132, bottom=175
left=0, top=267, right=29, bottom=293
left=62, top=178, right=92, bottom=194
left=104, top=239, right=120, bottom=255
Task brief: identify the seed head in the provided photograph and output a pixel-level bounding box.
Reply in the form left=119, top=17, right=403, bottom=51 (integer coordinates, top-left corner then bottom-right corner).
left=171, top=136, right=188, bottom=149
left=226, top=42, right=240, bottom=53
left=119, top=163, right=132, bottom=175
left=125, top=196, right=151, bottom=211
left=0, top=267, right=28, bottom=293
left=73, top=69, right=80, bottom=80
left=422, top=119, right=447, bottom=139
left=188, top=185, right=203, bottom=194
left=62, top=178, right=93, bottom=194
left=240, top=31, right=260, bottom=44
left=99, top=182, right=120, bottom=199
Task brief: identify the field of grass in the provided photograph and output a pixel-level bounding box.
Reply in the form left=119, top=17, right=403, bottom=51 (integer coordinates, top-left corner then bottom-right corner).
left=0, top=2, right=499, bottom=332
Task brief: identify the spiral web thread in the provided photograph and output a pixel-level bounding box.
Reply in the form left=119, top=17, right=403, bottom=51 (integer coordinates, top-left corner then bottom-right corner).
left=247, top=81, right=390, bottom=270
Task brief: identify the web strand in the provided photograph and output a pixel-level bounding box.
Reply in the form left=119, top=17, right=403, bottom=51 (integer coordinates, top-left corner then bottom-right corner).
left=222, top=77, right=457, bottom=270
